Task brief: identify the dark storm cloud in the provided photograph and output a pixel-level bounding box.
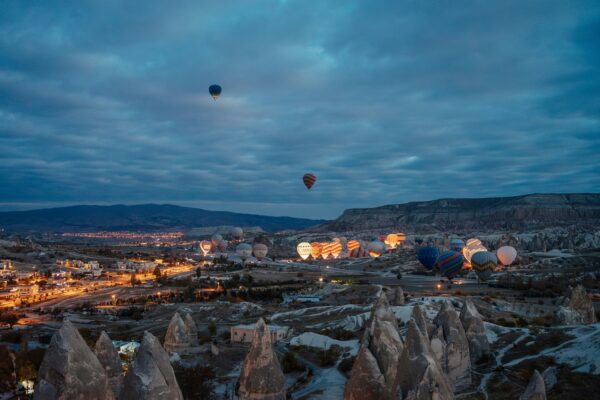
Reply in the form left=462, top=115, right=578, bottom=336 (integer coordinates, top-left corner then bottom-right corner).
left=1, top=0, right=599, bottom=219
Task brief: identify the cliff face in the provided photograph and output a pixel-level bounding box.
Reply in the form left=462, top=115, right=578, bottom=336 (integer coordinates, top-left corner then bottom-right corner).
left=322, top=193, right=600, bottom=232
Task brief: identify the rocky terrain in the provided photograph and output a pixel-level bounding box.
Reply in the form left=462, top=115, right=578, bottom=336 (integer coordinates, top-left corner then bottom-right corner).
left=321, top=193, right=600, bottom=232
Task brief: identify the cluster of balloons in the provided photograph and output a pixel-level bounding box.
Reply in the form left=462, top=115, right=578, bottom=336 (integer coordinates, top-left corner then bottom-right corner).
left=296, top=234, right=405, bottom=260
left=416, top=239, right=518, bottom=282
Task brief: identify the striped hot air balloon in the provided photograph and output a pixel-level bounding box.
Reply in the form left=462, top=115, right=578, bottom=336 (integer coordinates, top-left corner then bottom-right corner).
left=450, top=239, right=465, bottom=253
left=303, top=173, right=317, bottom=190
left=347, top=240, right=360, bottom=253
left=321, top=242, right=334, bottom=259
left=471, top=251, right=497, bottom=281
left=330, top=241, right=343, bottom=258
left=310, top=242, right=322, bottom=259
left=417, top=246, right=439, bottom=270
left=436, top=251, right=464, bottom=280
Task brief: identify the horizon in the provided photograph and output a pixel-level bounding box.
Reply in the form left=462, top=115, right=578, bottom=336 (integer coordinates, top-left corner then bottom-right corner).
left=2, top=1, right=599, bottom=220
left=0, top=191, right=598, bottom=220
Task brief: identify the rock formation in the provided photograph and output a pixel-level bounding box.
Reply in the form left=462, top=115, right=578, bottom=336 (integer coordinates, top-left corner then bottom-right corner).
left=555, top=285, right=596, bottom=324
left=432, top=302, right=471, bottom=391
left=34, top=320, right=114, bottom=400
left=541, top=367, right=557, bottom=392
left=345, top=293, right=404, bottom=399
left=397, top=320, right=454, bottom=400
left=390, top=286, right=405, bottom=305
left=520, top=370, right=546, bottom=400
left=238, top=318, right=285, bottom=400
left=0, top=345, right=17, bottom=394
left=321, top=193, right=600, bottom=232
left=163, top=312, right=192, bottom=354
left=459, top=298, right=490, bottom=363
left=94, top=331, right=123, bottom=398
left=411, top=304, right=431, bottom=337
left=183, top=313, right=199, bottom=346
left=120, top=331, right=183, bottom=400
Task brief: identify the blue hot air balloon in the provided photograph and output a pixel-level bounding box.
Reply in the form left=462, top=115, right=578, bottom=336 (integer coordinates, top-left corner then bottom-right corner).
left=209, top=84, right=222, bottom=100
left=436, top=251, right=464, bottom=280
left=417, top=246, right=439, bottom=270
left=450, top=238, right=465, bottom=253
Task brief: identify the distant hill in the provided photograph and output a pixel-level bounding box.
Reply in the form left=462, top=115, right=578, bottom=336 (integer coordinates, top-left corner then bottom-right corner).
left=0, top=204, right=327, bottom=233
left=319, top=193, right=600, bottom=232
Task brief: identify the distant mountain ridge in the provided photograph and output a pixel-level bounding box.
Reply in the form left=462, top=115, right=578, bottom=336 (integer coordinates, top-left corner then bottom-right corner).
left=0, top=204, right=326, bottom=233
left=320, top=193, right=600, bottom=232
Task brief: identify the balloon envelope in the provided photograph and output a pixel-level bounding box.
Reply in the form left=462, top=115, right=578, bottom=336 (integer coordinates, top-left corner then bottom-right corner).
left=436, top=251, right=464, bottom=280
left=463, top=238, right=487, bottom=264
left=211, top=234, right=223, bottom=247
left=368, top=241, right=385, bottom=258
left=310, top=242, right=322, bottom=259
left=230, top=227, right=243, bottom=240
left=200, top=240, right=212, bottom=256
left=330, top=241, right=343, bottom=258
left=297, top=242, right=312, bottom=260
left=303, top=173, right=316, bottom=190
left=496, top=246, right=517, bottom=266
left=236, top=243, right=252, bottom=260
left=450, top=239, right=465, bottom=253
left=253, top=243, right=268, bottom=260
left=471, top=251, right=497, bottom=281
left=417, top=246, right=440, bottom=270
left=209, top=84, right=222, bottom=100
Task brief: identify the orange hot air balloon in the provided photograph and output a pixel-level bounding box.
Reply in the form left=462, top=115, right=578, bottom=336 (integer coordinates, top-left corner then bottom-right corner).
left=331, top=241, right=342, bottom=258
left=303, top=173, right=317, bottom=190
left=385, top=233, right=400, bottom=249
left=310, top=242, right=322, bottom=259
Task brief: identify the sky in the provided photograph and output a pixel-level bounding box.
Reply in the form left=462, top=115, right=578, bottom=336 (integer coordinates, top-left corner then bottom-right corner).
left=1, top=1, right=599, bottom=219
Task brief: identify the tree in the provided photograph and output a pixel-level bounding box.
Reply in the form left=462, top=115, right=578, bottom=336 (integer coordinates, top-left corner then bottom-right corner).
left=130, top=273, right=137, bottom=287
left=173, top=364, right=215, bottom=400
left=208, top=321, right=217, bottom=337
left=0, top=313, right=19, bottom=328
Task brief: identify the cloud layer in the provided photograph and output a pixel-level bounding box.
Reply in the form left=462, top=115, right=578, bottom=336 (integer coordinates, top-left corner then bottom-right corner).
left=1, top=0, right=599, bottom=218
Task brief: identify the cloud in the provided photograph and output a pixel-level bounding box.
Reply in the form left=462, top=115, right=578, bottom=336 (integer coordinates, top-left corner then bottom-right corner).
left=0, top=0, right=599, bottom=219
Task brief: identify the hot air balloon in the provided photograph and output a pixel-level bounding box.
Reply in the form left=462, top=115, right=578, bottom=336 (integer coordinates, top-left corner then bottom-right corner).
left=218, top=239, right=228, bottom=253
left=417, top=246, right=439, bottom=270
left=385, top=233, right=401, bottom=249
left=310, top=242, right=322, bottom=259
left=230, top=227, right=243, bottom=240
left=463, top=238, right=487, bottom=264
left=303, top=173, right=316, bottom=190
left=450, top=239, right=465, bottom=253
left=321, top=242, right=334, bottom=259
left=368, top=241, right=385, bottom=258
left=436, top=251, right=464, bottom=280
left=200, top=240, right=212, bottom=256
left=496, top=246, right=517, bottom=266
left=471, top=251, right=497, bottom=281
left=297, top=242, right=312, bottom=260
left=236, top=243, right=253, bottom=262
left=211, top=234, right=223, bottom=247
left=209, top=84, right=221, bottom=100
left=253, top=243, right=268, bottom=260
left=330, top=241, right=342, bottom=259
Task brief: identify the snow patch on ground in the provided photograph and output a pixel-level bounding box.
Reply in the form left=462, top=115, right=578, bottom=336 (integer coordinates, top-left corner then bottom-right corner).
left=484, top=322, right=512, bottom=344
left=552, top=324, right=600, bottom=374
left=290, top=332, right=359, bottom=355
left=271, top=304, right=370, bottom=322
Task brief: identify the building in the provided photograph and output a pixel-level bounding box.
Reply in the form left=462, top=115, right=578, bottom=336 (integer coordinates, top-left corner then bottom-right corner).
left=116, top=260, right=156, bottom=272
left=230, top=323, right=290, bottom=344
left=17, top=284, right=39, bottom=296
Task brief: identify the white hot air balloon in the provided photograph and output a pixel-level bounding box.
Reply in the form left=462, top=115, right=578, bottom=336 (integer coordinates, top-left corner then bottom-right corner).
left=230, top=227, right=243, bottom=240
left=200, top=240, right=212, bottom=256
left=236, top=243, right=253, bottom=262
left=463, top=238, right=487, bottom=264
left=253, top=243, right=268, bottom=260
left=368, top=241, right=386, bottom=258
left=496, top=246, right=517, bottom=266
left=297, top=242, right=312, bottom=260
left=211, top=233, right=223, bottom=247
